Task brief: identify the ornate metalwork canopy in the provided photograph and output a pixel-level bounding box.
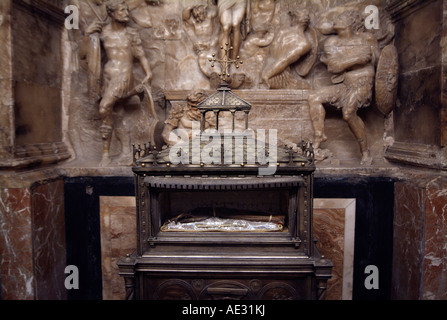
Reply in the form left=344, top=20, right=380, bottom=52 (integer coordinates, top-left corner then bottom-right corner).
left=197, top=82, right=251, bottom=132
left=196, top=44, right=252, bottom=132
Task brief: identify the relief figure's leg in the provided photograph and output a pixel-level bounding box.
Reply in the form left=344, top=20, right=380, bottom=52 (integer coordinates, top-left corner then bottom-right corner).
left=229, top=2, right=246, bottom=60
left=342, top=103, right=372, bottom=165
left=308, top=92, right=329, bottom=149
left=219, top=10, right=232, bottom=59
left=114, top=105, right=133, bottom=166
left=98, top=95, right=116, bottom=166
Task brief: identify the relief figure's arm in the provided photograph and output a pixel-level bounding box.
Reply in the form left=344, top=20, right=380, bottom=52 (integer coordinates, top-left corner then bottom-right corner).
left=139, top=55, right=153, bottom=84
left=324, top=44, right=372, bottom=73
left=131, top=32, right=153, bottom=83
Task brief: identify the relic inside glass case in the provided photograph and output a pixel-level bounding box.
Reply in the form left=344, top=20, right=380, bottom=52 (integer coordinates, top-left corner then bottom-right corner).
left=158, top=189, right=288, bottom=233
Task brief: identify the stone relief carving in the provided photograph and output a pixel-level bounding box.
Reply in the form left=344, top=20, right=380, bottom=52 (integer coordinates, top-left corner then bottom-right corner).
left=259, top=8, right=317, bottom=89
left=217, top=0, right=250, bottom=62
left=68, top=0, right=107, bottom=164
left=73, top=0, right=107, bottom=105
left=182, top=1, right=220, bottom=87
left=308, top=9, right=381, bottom=166
left=237, top=0, right=277, bottom=87
left=307, top=2, right=398, bottom=165
left=66, top=0, right=398, bottom=167
left=375, top=43, right=399, bottom=116
left=84, top=0, right=154, bottom=166
left=70, top=0, right=165, bottom=166
left=162, top=89, right=216, bottom=146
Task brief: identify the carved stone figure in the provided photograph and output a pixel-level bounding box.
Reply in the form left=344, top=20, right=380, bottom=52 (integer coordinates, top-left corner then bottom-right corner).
left=74, top=0, right=108, bottom=105
left=68, top=0, right=108, bottom=162
left=85, top=0, right=153, bottom=166
left=162, top=90, right=216, bottom=146
left=217, top=0, right=250, bottom=62
left=183, top=3, right=219, bottom=54
left=307, top=10, right=380, bottom=166
left=238, top=0, right=278, bottom=87
left=239, top=0, right=277, bottom=58
left=182, top=1, right=220, bottom=84
left=260, top=9, right=316, bottom=89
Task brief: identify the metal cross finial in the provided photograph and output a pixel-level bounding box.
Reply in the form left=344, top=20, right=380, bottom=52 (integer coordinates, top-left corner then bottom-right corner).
left=209, top=43, right=243, bottom=83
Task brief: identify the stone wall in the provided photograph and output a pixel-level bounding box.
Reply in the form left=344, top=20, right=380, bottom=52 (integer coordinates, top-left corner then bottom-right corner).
left=0, top=178, right=66, bottom=300
left=0, top=0, right=70, bottom=168
left=392, top=175, right=447, bottom=300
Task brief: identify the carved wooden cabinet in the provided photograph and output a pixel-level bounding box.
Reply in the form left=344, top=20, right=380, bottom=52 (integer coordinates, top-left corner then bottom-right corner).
left=118, top=138, right=333, bottom=300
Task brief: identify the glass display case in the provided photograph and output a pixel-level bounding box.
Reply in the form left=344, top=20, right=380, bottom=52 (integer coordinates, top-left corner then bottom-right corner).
left=118, top=84, right=332, bottom=300
left=118, top=138, right=332, bottom=300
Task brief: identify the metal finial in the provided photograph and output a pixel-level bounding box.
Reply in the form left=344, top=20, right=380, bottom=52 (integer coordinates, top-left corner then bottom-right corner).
left=208, top=43, right=243, bottom=83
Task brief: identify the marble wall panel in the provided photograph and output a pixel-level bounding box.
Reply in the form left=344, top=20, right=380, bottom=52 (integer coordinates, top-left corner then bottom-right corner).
left=391, top=182, right=424, bottom=300
left=100, top=196, right=137, bottom=300
left=0, top=179, right=66, bottom=300
left=392, top=176, right=447, bottom=300
left=31, top=180, right=66, bottom=300
left=11, top=2, right=62, bottom=88
left=314, top=199, right=356, bottom=300
left=442, top=0, right=447, bottom=147
left=422, top=177, right=447, bottom=300
left=14, top=83, right=63, bottom=145
left=394, top=1, right=441, bottom=75
left=394, top=66, right=441, bottom=146
left=0, top=188, right=34, bottom=300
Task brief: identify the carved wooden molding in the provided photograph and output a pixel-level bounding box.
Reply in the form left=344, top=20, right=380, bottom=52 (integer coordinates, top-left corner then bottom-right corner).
left=124, top=277, right=135, bottom=300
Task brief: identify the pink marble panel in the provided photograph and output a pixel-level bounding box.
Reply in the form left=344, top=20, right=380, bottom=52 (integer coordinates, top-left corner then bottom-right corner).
left=0, top=188, right=34, bottom=300
left=0, top=179, right=66, bottom=300
left=314, top=199, right=356, bottom=300
left=314, top=208, right=345, bottom=300
left=392, top=182, right=425, bottom=300
left=31, top=180, right=66, bottom=300
left=392, top=176, right=447, bottom=300
left=100, top=196, right=136, bottom=300
left=422, top=177, right=447, bottom=300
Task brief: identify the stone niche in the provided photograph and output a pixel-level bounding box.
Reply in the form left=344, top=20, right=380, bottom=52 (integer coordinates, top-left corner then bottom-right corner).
left=0, top=0, right=70, bottom=169
left=385, top=0, right=447, bottom=169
